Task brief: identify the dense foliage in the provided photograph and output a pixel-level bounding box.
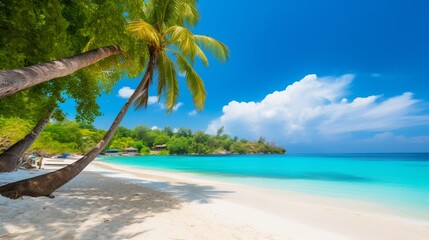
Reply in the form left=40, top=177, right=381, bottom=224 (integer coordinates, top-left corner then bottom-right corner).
left=0, top=118, right=286, bottom=155
left=0, top=0, right=147, bottom=123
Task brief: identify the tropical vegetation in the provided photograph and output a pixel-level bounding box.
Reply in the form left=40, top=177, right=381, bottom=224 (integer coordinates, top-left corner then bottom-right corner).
left=0, top=118, right=286, bottom=155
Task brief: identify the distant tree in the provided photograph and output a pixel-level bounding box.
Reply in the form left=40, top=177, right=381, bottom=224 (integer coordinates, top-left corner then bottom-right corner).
left=133, top=125, right=151, bottom=141
left=191, top=142, right=210, bottom=154
left=163, top=126, right=174, bottom=137
left=109, top=137, right=135, bottom=151
left=116, top=126, right=132, bottom=138
left=221, top=138, right=233, bottom=151
left=193, top=131, right=210, bottom=144
left=176, top=127, right=192, bottom=138
left=145, top=131, right=159, bottom=148
left=168, top=137, right=190, bottom=155
left=140, top=146, right=151, bottom=155
left=216, top=126, right=224, bottom=137
left=231, top=142, right=248, bottom=154
left=133, top=141, right=145, bottom=152
left=153, top=133, right=170, bottom=146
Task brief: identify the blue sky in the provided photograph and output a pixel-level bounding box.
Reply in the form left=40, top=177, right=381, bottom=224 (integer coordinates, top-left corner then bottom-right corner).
left=62, top=0, right=429, bottom=153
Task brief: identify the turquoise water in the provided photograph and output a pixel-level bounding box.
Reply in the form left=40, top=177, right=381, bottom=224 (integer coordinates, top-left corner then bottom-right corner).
left=102, top=153, right=429, bottom=218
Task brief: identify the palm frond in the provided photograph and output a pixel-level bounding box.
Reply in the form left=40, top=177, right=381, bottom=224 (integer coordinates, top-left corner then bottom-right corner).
left=157, top=51, right=179, bottom=112
left=142, top=1, right=155, bottom=22
left=195, top=44, right=209, bottom=66
left=150, top=0, right=199, bottom=28
left=166, top=26, right=197, bottom=59
left=152, top=0, right=182, bottom=28
left=194, top=35, right=230, bottom=62
left=133, top=83, right=152, bottom=109
left=127, top=20, right=161, bottom=47
left=178, top=0, right=200, bottom=27
left=157, top=53, right=167, bottom=98
left=174, top=52, right=206, bottom=110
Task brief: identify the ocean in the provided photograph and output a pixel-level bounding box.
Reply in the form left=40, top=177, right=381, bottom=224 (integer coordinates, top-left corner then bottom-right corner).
left=102, top=153, right=429, bottom=219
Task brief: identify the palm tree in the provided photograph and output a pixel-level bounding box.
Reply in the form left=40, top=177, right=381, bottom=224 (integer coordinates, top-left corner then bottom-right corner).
left=0, top=45, right=121, bottom=99
left=0, top=0, right=229, bottom=199
left=0, top=109, right=54, bottom=172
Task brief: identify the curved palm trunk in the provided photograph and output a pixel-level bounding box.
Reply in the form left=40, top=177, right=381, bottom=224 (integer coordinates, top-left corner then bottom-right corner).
left=0, top=110, right=54, bottom=172
left=0, top=45, right=121, bottom=99
left=0, top=51, right=158, bottom=199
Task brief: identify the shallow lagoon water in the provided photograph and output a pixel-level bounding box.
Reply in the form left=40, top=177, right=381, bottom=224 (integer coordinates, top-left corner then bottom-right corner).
left=102, top=153, right=429, bottom=219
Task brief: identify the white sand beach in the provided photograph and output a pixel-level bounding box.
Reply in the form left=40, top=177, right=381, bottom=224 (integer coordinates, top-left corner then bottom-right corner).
left=1, top=160, right=429, bottom=240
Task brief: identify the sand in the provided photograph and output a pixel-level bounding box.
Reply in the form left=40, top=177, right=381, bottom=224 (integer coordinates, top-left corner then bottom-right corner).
left=1, top=160, right=428, bottom=240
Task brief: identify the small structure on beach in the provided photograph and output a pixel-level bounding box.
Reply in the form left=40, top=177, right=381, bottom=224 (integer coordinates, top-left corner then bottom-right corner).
left=152, top=144, right=167, bottom=151
left=105, top=149, right=121, bottom=156
left=124, top=147, right=138, bottom=155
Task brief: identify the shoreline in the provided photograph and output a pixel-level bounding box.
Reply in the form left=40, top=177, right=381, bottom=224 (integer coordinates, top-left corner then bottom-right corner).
left=93, top=160, right=429, bottom=223
left=1, top=160, right=429, bottom=239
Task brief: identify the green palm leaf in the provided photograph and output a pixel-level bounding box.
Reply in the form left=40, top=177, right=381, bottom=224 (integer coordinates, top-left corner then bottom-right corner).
left=151, top=0, right=199, bottom=28
left=127, top=20, right=161, bottom=47
left=166, top=26, right=197, bottom=59
left=133, top=81, right=152, bottom=109
left=179, top=0, right=200, bottom=27
left=153, top=0, right=182, bottom=27
left=157, top=53, right=168, bottom=98
left=174, top=52, right=206, bottom=110
left=158, top=51, right=179, bottom=112
left=194, top=35, right=230, bottom=62
left=195, top=44, right=209, bottom=65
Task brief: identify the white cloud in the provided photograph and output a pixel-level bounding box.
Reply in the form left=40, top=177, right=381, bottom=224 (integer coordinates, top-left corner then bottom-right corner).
left=178, top=71, right=186, bottom=77
left=188, top=110, right=198, bottom=116
left=159, top=102, right=183, bottom=112
left=151, top=126, right=159, bottom=130
left=136, top=95, right=183, bottom=112
left=117, top=88, right=183, bottom=112
left=173, top=102, right=183, bottom=111
left=207, top=74, right=429, bottom=145
left=118, top=86, right=135, bottom=98
left=360, top=132, right=429, bottom=144
left=148, top=96, right=159, bottom=105
left=356, top=132, right=429, bottom=152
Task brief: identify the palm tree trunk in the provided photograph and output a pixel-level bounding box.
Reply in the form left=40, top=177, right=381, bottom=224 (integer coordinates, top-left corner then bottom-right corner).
left=0, top=110, right=54, bottom=172
left=0, top=45, right=121, bottom=99
left=0, top=51, right=158, bottom=199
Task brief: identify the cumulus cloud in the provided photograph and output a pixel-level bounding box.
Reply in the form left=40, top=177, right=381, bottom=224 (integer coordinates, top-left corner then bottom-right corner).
left=207, top=74, right=429, bottom=145
left=188, top=110, right=198, bottom=116
left=151, top=126, right=160, bottom=130
left=355, top=132, right=429, bottom=152
left=118, top=87, right=135, bottom=98
left=361, top=132, right=429, bottom=144
left=159, top=102, right=183, bottom=112
left=173, top=102, right=183, bottom=111
left=148, top=96, right=159, bottom=105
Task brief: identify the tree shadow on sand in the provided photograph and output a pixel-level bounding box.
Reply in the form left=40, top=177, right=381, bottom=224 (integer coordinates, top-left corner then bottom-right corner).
left=0, top=171, right=233, bottom=240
